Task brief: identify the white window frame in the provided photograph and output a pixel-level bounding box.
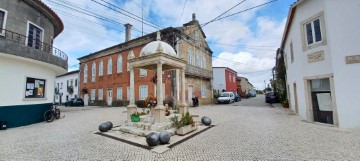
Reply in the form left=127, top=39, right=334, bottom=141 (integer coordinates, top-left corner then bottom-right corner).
left=98, top=89, right=103, bottom=100
left=92, top=62, right=96, bottom=82
left=91, top=89, right=96, bottom=100
left=140, top=69, right=147, bottom=77
left=0, top=8, right=8, bottom=36
left=117, top=55, right=123, bottom=73
left=99, top=60, right=103, bottom=76
left=233, top=75, right=235, bottom=83
left=194, top=31, right=200, bottom=42
left=139, top=85, right=148, bottom=100
left=107, top=58, right=112, bottom=75
left=117, top=87, right=123, bottom=100
left=196, top=50, right=201, bottom=67
left=188, top=47, right=193, bottom=65
left=26, top=21, right=44, bottom=48
left=301, top=11, right=326, bottom=51
left=304, top=18, right=322, bottom=46
left=201, top=85, right=206, bottom=98
left=84, top=64, right=88, bottom=84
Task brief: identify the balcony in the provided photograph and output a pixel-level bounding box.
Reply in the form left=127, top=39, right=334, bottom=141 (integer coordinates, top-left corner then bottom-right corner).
left=0, top=29, right=68, bottom=70
left=185, top=64, right=212, bottom=79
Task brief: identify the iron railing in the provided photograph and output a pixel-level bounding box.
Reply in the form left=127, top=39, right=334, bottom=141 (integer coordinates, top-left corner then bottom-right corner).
left=186, top=64, right=213, bottom=78
left=0, top=28, right=68, bottom=61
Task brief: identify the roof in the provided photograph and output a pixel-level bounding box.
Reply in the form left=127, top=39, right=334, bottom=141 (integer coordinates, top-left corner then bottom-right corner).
left=56, top=70, right=79, bottom=78
left=140, top=31, right=177, bottom=57
left=280, top=0, right=306, bottom=49
left=24, top=0, right=64, bottom=37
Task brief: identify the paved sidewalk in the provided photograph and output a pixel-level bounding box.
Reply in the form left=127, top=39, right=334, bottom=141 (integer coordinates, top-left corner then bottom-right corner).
left=1, top=97, right=360, bottom=160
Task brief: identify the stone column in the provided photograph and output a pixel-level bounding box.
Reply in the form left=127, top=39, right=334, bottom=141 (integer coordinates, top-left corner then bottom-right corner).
left=179, top=67, right=188, bottom=115
left=153, top=62, right=165, bottom=124
left=176, top=69, right=180, bottom=103
left=127, top=66, right=137, bottom=121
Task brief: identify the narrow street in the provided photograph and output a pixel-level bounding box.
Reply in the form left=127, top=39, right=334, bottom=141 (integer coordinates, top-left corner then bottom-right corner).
left=1, top=95, right=360, bottom=160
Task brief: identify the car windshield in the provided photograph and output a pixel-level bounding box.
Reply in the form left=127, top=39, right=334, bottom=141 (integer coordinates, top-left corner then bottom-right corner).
left=220, top=93, right=229, bottom=97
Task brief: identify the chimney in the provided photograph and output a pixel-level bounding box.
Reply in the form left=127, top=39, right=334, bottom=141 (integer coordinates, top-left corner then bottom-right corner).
left=192, top=13, right=196, bottom=21
left=124, top=23, right=132, bottom=42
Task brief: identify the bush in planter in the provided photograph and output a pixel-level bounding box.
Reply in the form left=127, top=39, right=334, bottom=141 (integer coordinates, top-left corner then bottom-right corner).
left=135, top=100, right=147, bottom=108
left=130, top=112, right=140, bottom=122
left=170, top=112, right=194, bottom=129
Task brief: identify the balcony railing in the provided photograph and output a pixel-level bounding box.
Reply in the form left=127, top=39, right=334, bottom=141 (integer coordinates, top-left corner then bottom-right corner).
left=186, top=64, right=213, bottom=79
left=0, top=28, right=68, bottom=61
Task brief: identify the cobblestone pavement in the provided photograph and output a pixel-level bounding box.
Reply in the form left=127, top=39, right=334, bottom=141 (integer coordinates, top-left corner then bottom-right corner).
left=1, top=95, right=360, bottom=160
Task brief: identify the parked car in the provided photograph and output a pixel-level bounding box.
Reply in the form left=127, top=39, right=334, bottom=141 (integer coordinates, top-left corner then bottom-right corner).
left=233, top=93, right=241, bottom=102
left=217, top=92, right=235, bottom=104
left=249, top=92, right=257, bottom=97
left=265, top=92, right=279, bottom=103
left=64, top=98, right=84, bottom=106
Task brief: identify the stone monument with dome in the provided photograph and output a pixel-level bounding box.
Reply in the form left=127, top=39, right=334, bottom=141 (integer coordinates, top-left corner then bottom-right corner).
left=119, top=31, right=188, bottom=135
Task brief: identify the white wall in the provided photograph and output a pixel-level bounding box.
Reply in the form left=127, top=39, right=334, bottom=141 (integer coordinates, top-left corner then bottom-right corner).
left=54, top=72, right=80, bottom=104
left=285, top=0, right=360, bottom=128
left=0, top=53, right=63, bottom=106
left=324, top=0, right=360, bottom=128
left=212, top=68, right=225, bottom=92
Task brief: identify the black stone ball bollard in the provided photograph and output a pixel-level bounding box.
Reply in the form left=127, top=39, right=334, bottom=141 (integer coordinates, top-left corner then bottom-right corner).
left=146, top=132, right=159, bottom=146
left=159, top=131, right=171, bottom=144
left=105, top=121, right=113, bottom=129
left=99, top=123, right=110, bottom=132
left=201, top=116, right=212, bottom=126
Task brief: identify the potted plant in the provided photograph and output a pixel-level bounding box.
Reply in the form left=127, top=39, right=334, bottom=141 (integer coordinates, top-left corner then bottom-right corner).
left=282, top=99, right=289, bottom=108
left=130, top=112, right=140, bottom=122
left=170, top=112, right=197, bottom=135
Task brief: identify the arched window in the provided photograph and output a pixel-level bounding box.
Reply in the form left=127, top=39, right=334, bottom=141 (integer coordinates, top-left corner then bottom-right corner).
left=92, top=62, right=96, bottom=82
left=107, top=58, right=112, bottom=74
left=99, top=60, right=103, bottom=76
left=83, top=64, right=88, bottom=83
left=195, top=31, right=200, bottom=42
left=117, top=55, right=123, bottom=73
left=188, top=47, right=193, bottom=65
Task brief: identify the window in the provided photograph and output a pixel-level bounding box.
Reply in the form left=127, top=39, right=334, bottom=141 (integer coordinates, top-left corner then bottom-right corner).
left=202, top=52, right=206, bottom=69
left=27, top=22, right=43, bottom=49
left=233, top=75, right=235, bottom=83
left=117, top=55, right=123, bottom=73
left=196, top=50, right=201, bottom=67
left=0, top=9, right=8, bottom=36
left=188, top=47, right=193, bottom=65
left=92, top=62, right=96, bottom=82
left=194, top=31, right=200, bottom=43
left=107, top=58, right=112, bottom=74
left=127, top=86, right=130, bottom=100
left=84, top=64, right=88, bottom=83
left=201, top=85, right=206, bottom=98
left=24, top=77, right=46, bottom=98
left=139, top=85, right=148, bottom=100
left=140, top=69, right=147, bottom=77
left=60, top=82, right=63, bottom=89
left=305, top=19, right=322, bottom=46
left=290, top=42, right=294, bottom=63
left=117, top=87, right=123, bottom=100
left=66, top=80, right=69, bottom=87
left=91, top=89, right=95, bottom=100
left=70, top=79, right=73, bottom=86
left=98, top=89, right=103, bottom=100
left=75, top=79, right=77, bottom=87
left=99, top=60, right=103, bottom=76
left=229, top=74, right=231, bottom=82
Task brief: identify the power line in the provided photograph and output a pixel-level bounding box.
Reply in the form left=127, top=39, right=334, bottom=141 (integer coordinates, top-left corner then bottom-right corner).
left=91, top=0, right=162, bottom=30
left=177, top=0, right=188, bottom=26
left=213, top=0, right=278, bottom=22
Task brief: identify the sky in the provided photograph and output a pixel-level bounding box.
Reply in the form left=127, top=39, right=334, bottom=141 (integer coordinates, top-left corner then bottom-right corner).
left=43, top=0, right=296, bottom=90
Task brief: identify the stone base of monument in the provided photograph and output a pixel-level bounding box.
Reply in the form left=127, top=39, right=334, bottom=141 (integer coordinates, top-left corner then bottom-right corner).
left=175, top=124, right=198, bottom=136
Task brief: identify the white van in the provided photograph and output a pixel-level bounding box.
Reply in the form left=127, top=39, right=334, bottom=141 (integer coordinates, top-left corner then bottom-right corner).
left=217, top=92, right=235, bottom=104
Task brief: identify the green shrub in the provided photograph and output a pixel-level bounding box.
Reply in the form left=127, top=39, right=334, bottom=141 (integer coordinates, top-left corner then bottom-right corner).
left=135, top=100, right=147, bottom=108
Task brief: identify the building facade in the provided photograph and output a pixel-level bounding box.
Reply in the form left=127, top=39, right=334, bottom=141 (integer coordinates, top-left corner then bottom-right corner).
left=0, top=0, right=67, bottom=128
left=280, top=0, right=360, bottom=128
left=213, top=67, right=237, bottom=94
left=54, top=70, right=79, bottom=105
left=78, top=14, right=213, bottom=107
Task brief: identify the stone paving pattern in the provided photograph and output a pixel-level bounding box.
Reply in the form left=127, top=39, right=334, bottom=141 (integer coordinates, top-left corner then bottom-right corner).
left=1, top=95, right=360, bottom=160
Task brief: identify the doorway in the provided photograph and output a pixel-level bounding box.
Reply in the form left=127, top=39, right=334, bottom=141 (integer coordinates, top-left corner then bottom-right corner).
left=84, top=94, right=89, bottom=106
left=107, top=89, right=113, bottom=106
left=310, top=79, right=333, bottom=124
left=188, top=85, right=193, bottom=105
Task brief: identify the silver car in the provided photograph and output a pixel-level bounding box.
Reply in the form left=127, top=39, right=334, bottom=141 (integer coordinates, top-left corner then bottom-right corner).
left=217, top=92, right=235, bottom=104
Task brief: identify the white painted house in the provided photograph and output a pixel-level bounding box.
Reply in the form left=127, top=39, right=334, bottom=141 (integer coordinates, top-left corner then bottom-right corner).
left=54, top=70, right=80, bottom=105
left=280, top=0, right=360, bottom=128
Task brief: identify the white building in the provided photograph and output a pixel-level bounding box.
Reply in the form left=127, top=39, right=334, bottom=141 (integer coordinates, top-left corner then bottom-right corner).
left=280, top=0, right=360, bottom=128
left=54, top=70, right=80, bottom=105
left=0, top=0, right=67, bottom=128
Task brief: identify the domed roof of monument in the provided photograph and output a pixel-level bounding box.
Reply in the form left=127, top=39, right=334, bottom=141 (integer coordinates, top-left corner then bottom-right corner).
left=140, top=31, right=177, bottom=57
